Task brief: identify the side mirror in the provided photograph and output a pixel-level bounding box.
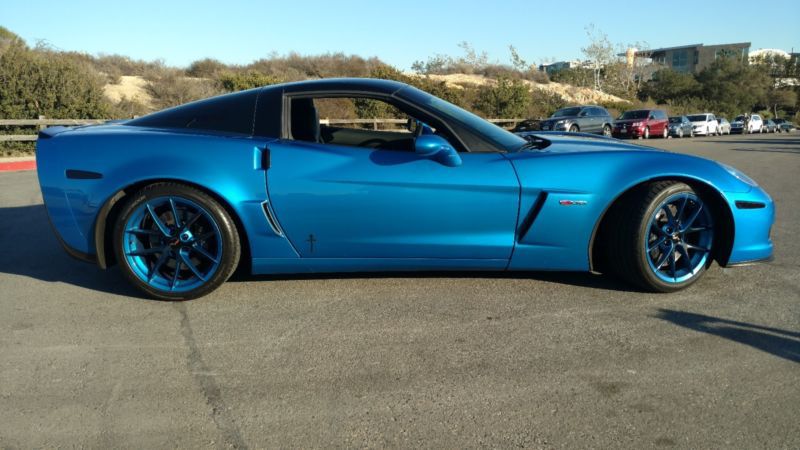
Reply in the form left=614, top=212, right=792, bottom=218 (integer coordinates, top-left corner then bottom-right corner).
left=414, top=135, right=462, bottom=167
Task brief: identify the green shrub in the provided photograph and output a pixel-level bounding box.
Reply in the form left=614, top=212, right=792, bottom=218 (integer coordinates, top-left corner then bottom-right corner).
left=0, top=42, right=111, bottom=119
left=474, top=77, right=529, bottom=118
left=218, top=71, right=281, bottom=92
left=147, top=72, right=222, bottom=109
left=187, top=58, right=227, bottom=78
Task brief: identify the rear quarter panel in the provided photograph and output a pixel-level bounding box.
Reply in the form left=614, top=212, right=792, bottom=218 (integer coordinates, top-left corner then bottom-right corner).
left=36, top=125, right=297, bottom=262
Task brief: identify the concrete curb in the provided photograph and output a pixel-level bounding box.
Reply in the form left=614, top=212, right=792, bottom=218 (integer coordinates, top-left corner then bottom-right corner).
left=0, top=158, right=36, bottom=172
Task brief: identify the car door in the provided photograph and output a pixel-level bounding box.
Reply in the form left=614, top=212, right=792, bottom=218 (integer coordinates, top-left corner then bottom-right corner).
left=580, top=108, right=598, bottom=133
left=264, top=139, right=520, bottom=263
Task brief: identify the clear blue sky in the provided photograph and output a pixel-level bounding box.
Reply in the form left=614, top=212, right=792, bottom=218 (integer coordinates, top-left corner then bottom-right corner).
left=2, top=0, right=799, bottom=69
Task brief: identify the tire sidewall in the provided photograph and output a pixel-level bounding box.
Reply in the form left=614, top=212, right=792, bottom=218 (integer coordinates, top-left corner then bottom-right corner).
left=113, top=183, right=240, bottom=300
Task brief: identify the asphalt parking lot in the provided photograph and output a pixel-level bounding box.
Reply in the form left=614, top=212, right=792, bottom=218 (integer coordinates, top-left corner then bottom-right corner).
left=1, top=133, right=798, bottom=448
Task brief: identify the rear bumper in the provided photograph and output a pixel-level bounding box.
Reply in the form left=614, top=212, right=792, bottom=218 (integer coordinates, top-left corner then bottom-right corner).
left=43, top=197, right=97, bottom=265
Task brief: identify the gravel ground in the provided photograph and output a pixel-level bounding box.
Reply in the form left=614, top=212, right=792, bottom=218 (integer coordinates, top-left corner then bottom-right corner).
left=0, top=133, right=798, bottom=448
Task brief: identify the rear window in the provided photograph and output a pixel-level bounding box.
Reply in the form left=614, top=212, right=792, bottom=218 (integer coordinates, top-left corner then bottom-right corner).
left=126, top=89, right=260, bottom=135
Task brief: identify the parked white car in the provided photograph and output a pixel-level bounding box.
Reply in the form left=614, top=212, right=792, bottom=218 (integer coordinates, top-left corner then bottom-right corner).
left=730, top=114, right=764, bottom=134
left=687, top=113, right=720, bottom=136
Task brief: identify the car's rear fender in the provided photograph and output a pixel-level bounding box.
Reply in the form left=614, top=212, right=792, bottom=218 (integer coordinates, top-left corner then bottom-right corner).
left=36, top=129, right=299, bottom=270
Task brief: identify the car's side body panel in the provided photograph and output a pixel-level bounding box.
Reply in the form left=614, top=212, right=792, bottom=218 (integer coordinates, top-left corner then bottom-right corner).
left=263, top=140, right=520, bottom=260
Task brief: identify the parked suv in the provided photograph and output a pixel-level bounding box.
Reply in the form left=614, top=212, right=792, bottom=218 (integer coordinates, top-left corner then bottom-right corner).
left=538, top=105, right=614, bottom=136
left=612, top=109, right=669, bottom=139
left=687, top=113, right=720, bottom=136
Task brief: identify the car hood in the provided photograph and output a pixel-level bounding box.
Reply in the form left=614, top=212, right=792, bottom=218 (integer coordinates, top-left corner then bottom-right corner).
left=520, top=133, right=662, bottom=153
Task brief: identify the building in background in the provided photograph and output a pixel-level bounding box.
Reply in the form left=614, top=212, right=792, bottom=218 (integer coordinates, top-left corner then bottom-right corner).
left=625, top=42, right=751, bottom=74
left=538, top=60, right=594, bottom=75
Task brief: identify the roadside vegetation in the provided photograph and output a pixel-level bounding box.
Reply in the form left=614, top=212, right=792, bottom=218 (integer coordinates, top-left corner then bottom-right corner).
left=1, top=25, right=798, bottom=156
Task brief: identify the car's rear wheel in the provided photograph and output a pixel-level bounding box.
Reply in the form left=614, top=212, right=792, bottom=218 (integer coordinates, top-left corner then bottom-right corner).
left=602, top=124, right=611, bottom=137
left=678, top=128, right=684, bottom=138
left=113, top=183, right=240, bottom=300
left=662, top=126, right=668, bottom=138
left=602, top=181, right=714, bottom=292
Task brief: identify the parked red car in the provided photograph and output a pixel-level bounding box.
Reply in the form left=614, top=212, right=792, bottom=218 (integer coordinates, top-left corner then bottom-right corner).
left=612, top=109, right=669, bottom=139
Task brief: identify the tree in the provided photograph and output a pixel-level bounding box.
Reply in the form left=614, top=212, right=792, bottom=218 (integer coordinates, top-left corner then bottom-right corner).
left=581, top=24, right=614, bottom=91
left=696, top=56, right=771, bottom=117
left=641, top=69, right=700, bottom=103
left=509, top=45, right=528, bottom=72
left=766, top=88, right=797, bottom=118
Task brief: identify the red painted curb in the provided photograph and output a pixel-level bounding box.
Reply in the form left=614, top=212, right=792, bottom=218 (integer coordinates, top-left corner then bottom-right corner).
left=0, top=160, right=36, bottom=172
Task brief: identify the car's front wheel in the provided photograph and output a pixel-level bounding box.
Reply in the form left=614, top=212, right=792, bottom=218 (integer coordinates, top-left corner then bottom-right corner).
left=602, top=181, right=714, bottom=292
left=569, top=124, right=579, bottom=133
left=113, top=183, right=241, bottom=300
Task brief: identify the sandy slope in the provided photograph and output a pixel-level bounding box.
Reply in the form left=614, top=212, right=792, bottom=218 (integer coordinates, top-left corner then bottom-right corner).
left=102, top=76, right=153, bottom=108
left=411, top=73, right=629, bottom=105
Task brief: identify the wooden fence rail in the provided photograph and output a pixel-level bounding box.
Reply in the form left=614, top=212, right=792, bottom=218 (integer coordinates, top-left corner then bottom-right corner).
left=0, top=117, right=523, bottom=142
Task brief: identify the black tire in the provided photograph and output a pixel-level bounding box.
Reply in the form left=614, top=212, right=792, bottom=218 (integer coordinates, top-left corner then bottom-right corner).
left=602, top=124, right=612, bottom=137
left=678, top=129, right=683, bottom=138
left=569, top=124, right=579, bottom=133
left=600, top=181, right=712, bottom=292
left=662, top=126, right=668, bottom=138
left=113, top=182, right=241, bottom=300
left=643, top=127, right=650, bottom=139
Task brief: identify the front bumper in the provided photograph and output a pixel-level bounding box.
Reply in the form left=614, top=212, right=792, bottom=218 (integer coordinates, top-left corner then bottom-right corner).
left=725, top=186, right=775, bottom=265
left=612, top=125, right=645, bottom=138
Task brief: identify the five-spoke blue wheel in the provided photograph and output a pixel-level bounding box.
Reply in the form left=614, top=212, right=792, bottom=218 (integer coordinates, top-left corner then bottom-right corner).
left=115, top=183, right=240, bottom=300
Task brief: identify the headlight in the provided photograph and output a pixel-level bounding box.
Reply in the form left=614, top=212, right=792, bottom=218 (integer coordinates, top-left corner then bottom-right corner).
left=721, top=163, right=758, bottom=187
left=555, top=120, right=566, bottom=125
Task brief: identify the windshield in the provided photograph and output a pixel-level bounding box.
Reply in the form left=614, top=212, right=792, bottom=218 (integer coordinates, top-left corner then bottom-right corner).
left=619, top=110, right=649, bottom=120
left=687, top=115, right=707, bottom=122
left=397, top=85, right=526, bottom=152
left=734, top=115, right=745, bottom=121
left=552, top=107, right=582, bottom=118
left=668, top=117, right=682, bottom=123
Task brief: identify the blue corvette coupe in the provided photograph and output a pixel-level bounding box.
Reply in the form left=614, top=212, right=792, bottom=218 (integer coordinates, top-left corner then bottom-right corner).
left=36, top=78, right=774, bottom=299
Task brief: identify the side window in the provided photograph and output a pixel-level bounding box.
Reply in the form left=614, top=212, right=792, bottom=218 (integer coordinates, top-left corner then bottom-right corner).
left=598, top=108, right=610, bottom=117
left=288, top=96, right=440, bottom=153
